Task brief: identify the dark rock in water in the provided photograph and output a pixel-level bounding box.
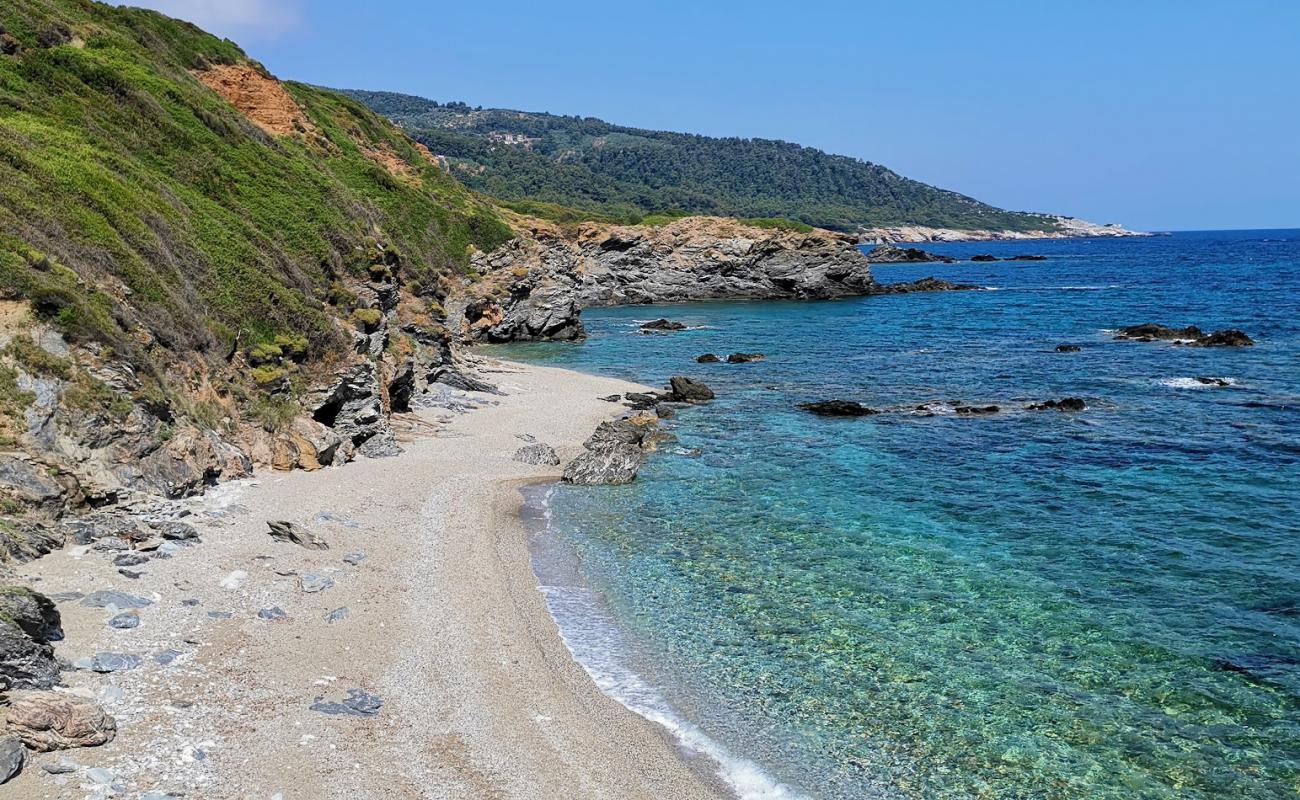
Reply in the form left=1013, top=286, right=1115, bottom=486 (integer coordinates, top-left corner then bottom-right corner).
left=0, top=734, right=23, bottom=785
left=1116, top=323, right=1254, bottom=347
left=798, top=400, right=878, bottom=417
left=428, top=366, right=502, bottom=394
left=112, top=552, right=149, bottom=568
left=653, top=403, right=677, bottom=419
left=623, top=391, right=666, bottom=410
left=311, top=688, right=383, bottom=717
left=513, top=443, right=560, bottom=466
left=81, top=591, right=152, bottom=609
left=640, top=318, right=687, bottom=332
left=107, top=612, right=139, bottom=630
left=726, top=352, right=765, bottom=363
left=695, top=353, right=721, bottom=363
left=1191, top=329, right=1254, bottom=347
left=0, top=587, right=62, bottom=642
left=955, top=405, right=1000, bottom=415
left=872, top=277, right=978, bottom=294
left=971, top=254, right=1000, bottom=262
left=1194, top=376, right=1232, bottom=387
left=668, top=376, right=715, bottom=403
left=1215, top=652, right=1300, bottom=684
left=562, top=443, right=643, bottom=486
left=864, top=244, right=955, bottom=264
left=1011, top=254, right=1048, bottom=261
left=1055, top=344, right=1081, bottom=353
left=598, top=394, right=622, bottom=402
left=1027, top=398, right=1087, bottom=412
left=257, top=606, right=287, bottom=621
left=267, top=521, right=329, bottom=551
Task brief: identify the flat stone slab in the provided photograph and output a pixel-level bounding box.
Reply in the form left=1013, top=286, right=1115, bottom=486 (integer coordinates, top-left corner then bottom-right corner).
left=80, top=591, right=152, bottom=609
left=310, top=688, right=382, bottom=717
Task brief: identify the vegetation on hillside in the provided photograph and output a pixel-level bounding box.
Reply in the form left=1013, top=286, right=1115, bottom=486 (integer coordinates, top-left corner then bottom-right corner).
left=0, top=0, right=511, bottom=399
left=344, top=89, right=1059, bottom=234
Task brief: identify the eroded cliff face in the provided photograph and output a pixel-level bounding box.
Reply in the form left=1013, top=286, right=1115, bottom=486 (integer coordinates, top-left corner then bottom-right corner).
left=453, top=217, right=878, bottom=342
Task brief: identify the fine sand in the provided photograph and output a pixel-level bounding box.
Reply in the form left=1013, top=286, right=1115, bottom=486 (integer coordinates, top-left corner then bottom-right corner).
left=11, top=359, right=728, bottom=800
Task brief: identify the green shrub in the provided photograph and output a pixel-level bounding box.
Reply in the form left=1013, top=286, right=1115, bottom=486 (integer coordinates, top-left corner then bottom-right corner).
left=246, top=342, right=283, bottom=365
left=351, top=308, right=382, bottom=331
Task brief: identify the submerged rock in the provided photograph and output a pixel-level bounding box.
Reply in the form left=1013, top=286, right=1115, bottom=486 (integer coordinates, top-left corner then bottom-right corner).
left=1027, top=398, right=1087, bottom=412
left=971, top=254, right=999, bottom=262
left=798, top=400, right=878, bottom=417
left=695, top=353, right=721, bottom=363
left=955, top=405, right=1001, bottom=415
left=1011, top=254, right=1048, bottom=261
left=1055, top=344, right=1081, bottom=353
left=1194, top=376, right=1232, bottom=387
left=871, top=277, right=978, bottom=294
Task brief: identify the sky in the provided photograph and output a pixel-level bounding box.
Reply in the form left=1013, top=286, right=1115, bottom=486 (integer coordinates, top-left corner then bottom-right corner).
left=121, top=0, right=1300, bottom=231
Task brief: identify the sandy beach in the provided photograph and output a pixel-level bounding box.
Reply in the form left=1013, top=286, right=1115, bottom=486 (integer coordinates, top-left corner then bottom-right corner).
left=8, top=358, right=727, bottom=800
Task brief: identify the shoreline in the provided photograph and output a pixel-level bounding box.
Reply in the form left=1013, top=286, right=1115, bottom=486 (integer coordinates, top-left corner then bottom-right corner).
left=11, top=359, right=728, bottom=799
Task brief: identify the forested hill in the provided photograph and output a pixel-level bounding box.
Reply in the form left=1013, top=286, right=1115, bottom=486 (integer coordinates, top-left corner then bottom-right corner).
left=343, top=89, right=1060, bottom=234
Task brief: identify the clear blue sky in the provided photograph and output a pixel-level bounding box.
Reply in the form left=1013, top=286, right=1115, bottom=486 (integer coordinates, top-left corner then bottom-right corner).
left=127, top=1, right=1299, bottom=231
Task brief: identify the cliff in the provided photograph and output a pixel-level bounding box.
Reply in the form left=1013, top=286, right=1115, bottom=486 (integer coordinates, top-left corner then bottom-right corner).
left=453, top=216, right=889, bottom=343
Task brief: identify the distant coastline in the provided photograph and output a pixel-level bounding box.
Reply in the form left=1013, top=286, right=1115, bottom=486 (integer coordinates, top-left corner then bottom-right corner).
left=859, top=216, right=1149, bottom=243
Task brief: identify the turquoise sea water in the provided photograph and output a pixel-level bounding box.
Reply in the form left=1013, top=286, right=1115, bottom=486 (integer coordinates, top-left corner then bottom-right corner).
left=501, top=230, right=1300, bottom=799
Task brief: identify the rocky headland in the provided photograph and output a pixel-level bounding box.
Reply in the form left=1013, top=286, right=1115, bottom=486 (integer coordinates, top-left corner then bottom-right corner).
left=860, top=216, right=1149, bottom=243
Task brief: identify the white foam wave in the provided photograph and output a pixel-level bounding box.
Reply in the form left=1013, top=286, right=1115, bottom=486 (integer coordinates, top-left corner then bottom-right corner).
left=1158, top=377, right=1237, bottom=389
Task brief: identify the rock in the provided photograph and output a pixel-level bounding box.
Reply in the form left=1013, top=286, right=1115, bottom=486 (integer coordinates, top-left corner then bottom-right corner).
left=267, top=521, right=329, bottom=550
left=257, top=606, right=287, bottom=621
left=112, top=552, right=149, bottom=567
left=180, top=598, right=201, bottom=607
left=1055, top=344, right=1081, bottom=353
left=667, top=376, right=714, bottom=403
left=78, top=653, right=140, bottom=673
left=310, top=688, right=383, bottom=717
left=0, top=519, right=63, bottom=565
left=871, top=277, right=977, bottom=294
left=0, top=619, right=60, bottom=690
left=428, top=366, right=501, bottom=395
left=640, top=319, right=687, bottom=332
left=0, top=587, right=62, bottom=642
left=0, top=456, right=66, bottom=514
left=61, top=514, right=142, bottom=546
left=726, top=352, right=765, bottom=363
left=971, top=254, right=999, bottom=262
left=955, top=405, right=1000, bottom=415
left=118, top=569, right=142, bottom=579
left=470, top=283, right=586, bottom=343
left=1027, top=398, right=1087, bottom=412
left=695, top=353, right=721, bottom=363
left=107, top=612, right=139, bottom=630
left=80, top=590, right=152, bottom=609
left=1194, top=376, right=1232, bottom=387
left=153, top=521, right=199, bottom=540
left=798, top=400, right=878, bottom=417
left=562, top=443, right=643, bottom=486
left=0, top=734, right=23, bottom=785
left=342, top=552, right=366, bottom=566
left=1011, top=254, right=1048, bottom=261
left=206, top=611, right=233, bottom=620
left=863, top=244, right=955, bottom=263
left=42, top=757, right=78, bottom=774
left=653, top=403, right=677, bottom=419
left=305, top=361, right=395, bottom=455
left=623, top=392, right=666, bottom=410
left=387, top=360, right=416, bottom=412
left=298, top=573, right=334, bottom=593
left=325, top=607, right=349, bottom=624
left=1191, top=329, right=1254, bottom=347
left=5, top=691, right=117, bottom=750
left=513, top=443, right=560, bottom=466
left=598, top=394, right=622, bottom=402
left=153, top=649, right=182, bottom=666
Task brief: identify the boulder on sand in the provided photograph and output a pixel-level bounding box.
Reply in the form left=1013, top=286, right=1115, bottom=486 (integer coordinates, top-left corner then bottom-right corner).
left=5, top=691, right=117, bottom=751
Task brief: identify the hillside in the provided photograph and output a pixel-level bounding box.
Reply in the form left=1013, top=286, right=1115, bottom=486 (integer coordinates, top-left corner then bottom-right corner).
left=0, top=0, right=512, bottom=509
left=343, top=89, right=1061, bottom=234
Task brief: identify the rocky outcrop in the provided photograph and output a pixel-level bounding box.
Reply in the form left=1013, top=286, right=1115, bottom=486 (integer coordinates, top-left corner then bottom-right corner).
left=0, top=587, right=61, bottom=690
left=562, top=412, right=666, bottom=486
left=1115, top=324, right=1255, bottom=347
left=457, top=217, right=880, bottom=342
left=860, top=216, right=1148, bottom=243
left=863, top=244, right=955, bottom=263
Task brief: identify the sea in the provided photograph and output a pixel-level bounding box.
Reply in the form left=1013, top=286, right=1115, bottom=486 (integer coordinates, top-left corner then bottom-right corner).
left=497, top=229, right=1300, bottom=800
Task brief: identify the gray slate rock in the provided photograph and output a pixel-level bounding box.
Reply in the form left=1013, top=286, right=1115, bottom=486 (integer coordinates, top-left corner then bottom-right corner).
left=257, top=606, right=287, bottom=621
left=112, top=552, right=149, bottom=567
left=562, top=443, right=643, bottom=486
left=0, top=735, right=24, bottom=785
left=78, top=652, right=141, bottom=673
left=81, top=591, right=152, bottom=609
left=325, top=607, right=350, bottom=624
left=310, top=688, right=383, bottom=716
left=154, top=521, right=199, bottom=540
left=342, top=552, right=366, bottom=566
left=153, top=649, right=182, bottom=666
left=267, top=521, right=329, bottom=550
left=0, top=587, right=62, bottom=642
left=428, top=366, right=502, bottom=395
left=299, top=573, right=335, bottom=593
left=107, top=612, right=139, bottom=630
left=513, top=443, right=560, bottom=466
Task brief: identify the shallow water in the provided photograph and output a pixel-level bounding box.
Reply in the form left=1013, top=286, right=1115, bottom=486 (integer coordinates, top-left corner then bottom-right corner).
left=500, top=230, right=1300, bottom=799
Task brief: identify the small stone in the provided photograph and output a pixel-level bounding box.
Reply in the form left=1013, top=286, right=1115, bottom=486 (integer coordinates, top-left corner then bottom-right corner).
left=180, top=598, right=201, bottom=607
left=206, top=611, right=233, bottom=620
left=107, top=612, right=139, bottom=630
left=153, top=649, right=182, bottom=666
left=219, top=570, right=248, bottom=590
left=310, top=688, right=382, bottom=716
left=117, top=568, right=143, bottom=580
left=342, top=552, right=366, bottom=566
left=42, top=757, right=78, bottom=774
left=82, top=652, right=141, bottom=673
left=257, top=606, right=287, bottom=621
left=267, top=521, right=329, bottom=550
left=325, top=607, right=349, bottom=624
left=112, top=552, right=149, bottom=567
left=48, top=591, right=84, bottom=603
left=299, top=573, right=335, bottom=593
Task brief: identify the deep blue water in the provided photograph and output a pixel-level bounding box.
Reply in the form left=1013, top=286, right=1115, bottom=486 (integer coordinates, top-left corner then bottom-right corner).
left=498, top=230, right=1300, bottom=799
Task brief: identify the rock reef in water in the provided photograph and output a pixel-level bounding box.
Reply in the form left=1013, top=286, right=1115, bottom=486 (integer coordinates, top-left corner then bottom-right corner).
left=862, top=244, right=955, bottom=264
left=1116, top=323, right=1254, bottom=347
